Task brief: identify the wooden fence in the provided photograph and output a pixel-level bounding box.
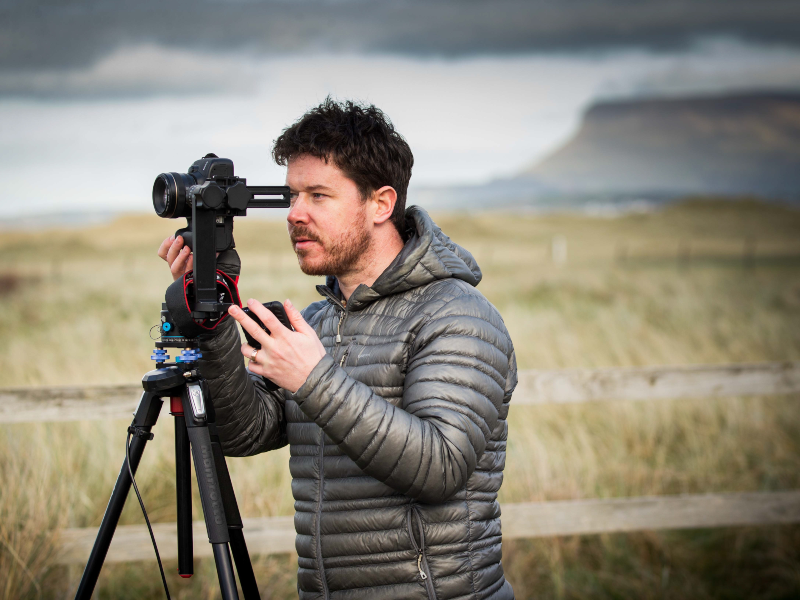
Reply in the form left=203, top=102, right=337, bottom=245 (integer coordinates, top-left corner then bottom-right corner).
left=2, top=362, right=799, bottom=565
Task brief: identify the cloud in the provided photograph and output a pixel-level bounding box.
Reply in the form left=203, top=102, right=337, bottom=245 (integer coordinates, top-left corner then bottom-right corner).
left=2, top=0, right=800, bottom=97
left=0, top=45, right=268, bottom=98
left=3, top=40, right=800, bottom=218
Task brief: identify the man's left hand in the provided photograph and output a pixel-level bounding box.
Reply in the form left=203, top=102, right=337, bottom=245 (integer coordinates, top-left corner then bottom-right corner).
left=229, top=299, right=327, bottom=393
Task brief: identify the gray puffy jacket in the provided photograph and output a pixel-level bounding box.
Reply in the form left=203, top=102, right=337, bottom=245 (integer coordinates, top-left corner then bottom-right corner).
left=199, top=206, right=517, bottom=600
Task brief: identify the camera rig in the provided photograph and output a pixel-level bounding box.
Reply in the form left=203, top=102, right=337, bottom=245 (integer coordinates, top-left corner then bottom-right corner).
left=153, top=153, right=290, bottom=320
left=74, top=155, right=290, bottom=600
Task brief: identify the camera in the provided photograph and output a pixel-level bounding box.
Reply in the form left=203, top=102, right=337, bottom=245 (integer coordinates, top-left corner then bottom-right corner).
left=153, top=153, right=289, bottom=253
left=153, top=153, right=289, bottom=322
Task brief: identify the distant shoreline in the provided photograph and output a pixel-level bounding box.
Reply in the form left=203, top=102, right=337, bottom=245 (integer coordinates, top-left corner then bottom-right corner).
left=2, top=196, right=798, bottom=231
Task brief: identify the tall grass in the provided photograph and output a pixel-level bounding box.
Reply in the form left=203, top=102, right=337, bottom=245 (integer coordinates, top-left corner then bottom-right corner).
left=1, top=199, right=799, bottom=598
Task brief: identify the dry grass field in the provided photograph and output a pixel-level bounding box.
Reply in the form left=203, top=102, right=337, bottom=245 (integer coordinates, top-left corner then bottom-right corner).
left=1, top=199, right=799, bottom=599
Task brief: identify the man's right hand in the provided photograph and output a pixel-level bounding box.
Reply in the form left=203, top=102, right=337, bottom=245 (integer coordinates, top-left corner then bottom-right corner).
left=157, top=235, right=193, bottom=281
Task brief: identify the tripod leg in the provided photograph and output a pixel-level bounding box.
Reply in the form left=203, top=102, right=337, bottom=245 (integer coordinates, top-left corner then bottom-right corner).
left=229, top=530, right=260, bottom=600
left=74, top=393, right=163, bottom=600
left=185, top=423, right=241, bottom=600
left=214, top=543, right=240, bottom=599
left=183, top=380, right=241, bottom=600
left=211, top=438, right=261, bottom=600
left=174, top=412, right=194, bottom=577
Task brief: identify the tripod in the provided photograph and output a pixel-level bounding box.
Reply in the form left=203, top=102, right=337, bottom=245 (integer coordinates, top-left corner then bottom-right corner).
left=74, top=346, right=261, bottom=600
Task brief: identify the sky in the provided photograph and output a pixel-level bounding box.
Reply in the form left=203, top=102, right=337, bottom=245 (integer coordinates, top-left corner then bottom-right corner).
left=2, top=0, right=800, bottom=218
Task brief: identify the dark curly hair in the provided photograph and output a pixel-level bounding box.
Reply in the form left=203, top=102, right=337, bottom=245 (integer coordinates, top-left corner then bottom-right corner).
left=272, top=98, right=414, bottom=238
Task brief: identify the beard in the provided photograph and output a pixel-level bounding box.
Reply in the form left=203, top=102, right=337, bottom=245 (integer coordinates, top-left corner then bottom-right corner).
left=290, top=212, right=371, bottom=277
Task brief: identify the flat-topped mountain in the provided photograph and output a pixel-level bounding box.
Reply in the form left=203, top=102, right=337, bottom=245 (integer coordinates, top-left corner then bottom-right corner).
left=525, top=92, right=800, bottom=197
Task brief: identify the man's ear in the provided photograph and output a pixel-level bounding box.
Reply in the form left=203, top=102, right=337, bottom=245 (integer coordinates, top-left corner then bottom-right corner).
left=371, top=186, right=397, bottom=225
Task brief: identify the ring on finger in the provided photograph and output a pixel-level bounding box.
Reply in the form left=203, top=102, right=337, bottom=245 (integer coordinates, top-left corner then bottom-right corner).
left=250, top=348, right=259, bottom=362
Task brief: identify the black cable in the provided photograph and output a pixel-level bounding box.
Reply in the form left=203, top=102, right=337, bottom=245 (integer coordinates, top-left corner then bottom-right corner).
left=126, top=431, right=172, bottom=600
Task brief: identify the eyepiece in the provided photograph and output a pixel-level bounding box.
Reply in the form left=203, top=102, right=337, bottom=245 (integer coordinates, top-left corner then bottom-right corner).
left=153, top=172, right=189, bottom=218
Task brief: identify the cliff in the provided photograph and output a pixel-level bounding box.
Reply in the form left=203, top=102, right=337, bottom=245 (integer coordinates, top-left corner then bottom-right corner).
left=525, top=92, right=800, bottom=197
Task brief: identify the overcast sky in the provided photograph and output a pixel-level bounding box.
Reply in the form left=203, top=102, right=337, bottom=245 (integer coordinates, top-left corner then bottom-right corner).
left=2, top=0, right=800, bottom=218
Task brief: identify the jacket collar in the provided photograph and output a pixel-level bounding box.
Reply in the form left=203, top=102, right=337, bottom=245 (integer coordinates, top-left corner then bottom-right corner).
left=316, top=205, right=482, bottom=311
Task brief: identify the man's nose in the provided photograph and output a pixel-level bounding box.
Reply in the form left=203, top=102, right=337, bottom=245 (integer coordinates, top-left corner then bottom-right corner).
left=287, top=194, right=309, bottom=226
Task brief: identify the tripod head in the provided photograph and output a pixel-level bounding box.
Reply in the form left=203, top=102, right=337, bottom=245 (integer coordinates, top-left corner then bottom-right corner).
left=151, top=303, right=205, bottom=366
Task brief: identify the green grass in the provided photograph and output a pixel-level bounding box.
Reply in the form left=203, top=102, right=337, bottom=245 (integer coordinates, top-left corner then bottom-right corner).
left=1, top=199, right=799, bottom=599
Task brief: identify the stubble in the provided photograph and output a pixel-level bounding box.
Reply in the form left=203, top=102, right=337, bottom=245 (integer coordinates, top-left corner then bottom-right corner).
left=290, top=210, right=371, bottom=277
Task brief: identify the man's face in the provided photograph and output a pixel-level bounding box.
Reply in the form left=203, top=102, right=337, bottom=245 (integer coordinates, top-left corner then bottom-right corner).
left=286, top=154, right=371, bottom=277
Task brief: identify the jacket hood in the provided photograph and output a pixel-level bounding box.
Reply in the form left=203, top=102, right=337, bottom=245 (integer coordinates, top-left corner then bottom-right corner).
left=320, top=205, right=482, bottom=311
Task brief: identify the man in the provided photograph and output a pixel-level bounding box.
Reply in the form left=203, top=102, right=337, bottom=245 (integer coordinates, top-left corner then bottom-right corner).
left=158, top=99, right=517, bottom=600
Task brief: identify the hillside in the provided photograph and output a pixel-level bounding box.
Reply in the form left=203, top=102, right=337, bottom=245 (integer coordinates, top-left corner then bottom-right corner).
left=525, top=92, right=800, bottom=197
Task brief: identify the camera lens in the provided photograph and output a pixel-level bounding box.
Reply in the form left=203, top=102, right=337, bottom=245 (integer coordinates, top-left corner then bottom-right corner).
left=153, top=174, right=172, bottom=217
left=153, top=173, right=188, bottom=218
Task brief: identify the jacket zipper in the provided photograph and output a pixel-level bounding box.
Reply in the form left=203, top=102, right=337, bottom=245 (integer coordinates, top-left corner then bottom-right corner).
left=335, top=306, right=346, bottom=344
left=338, top=344, right=351, bottom=367
left=407, top=505, right=437, bottom=599
left=317, top=302, right=348, bottom=599
left=316, top=430, right=329, bottom=598
left=333, top=304, right=349, bottom=361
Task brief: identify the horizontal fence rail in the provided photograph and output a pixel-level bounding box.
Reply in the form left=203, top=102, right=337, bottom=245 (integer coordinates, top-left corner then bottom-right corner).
left=4, top=362, right=797, bottom=565
left=2, top=362, right=799, bottom=423
left=54, top=491, right=800, bottom=565
left=515, top=361, right=800, bottom=405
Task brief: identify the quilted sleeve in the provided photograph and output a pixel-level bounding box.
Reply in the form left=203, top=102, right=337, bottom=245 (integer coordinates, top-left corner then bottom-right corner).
left=198, top=318, right=288, bottom=457
left=293, top=292, right=516, bottom=504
